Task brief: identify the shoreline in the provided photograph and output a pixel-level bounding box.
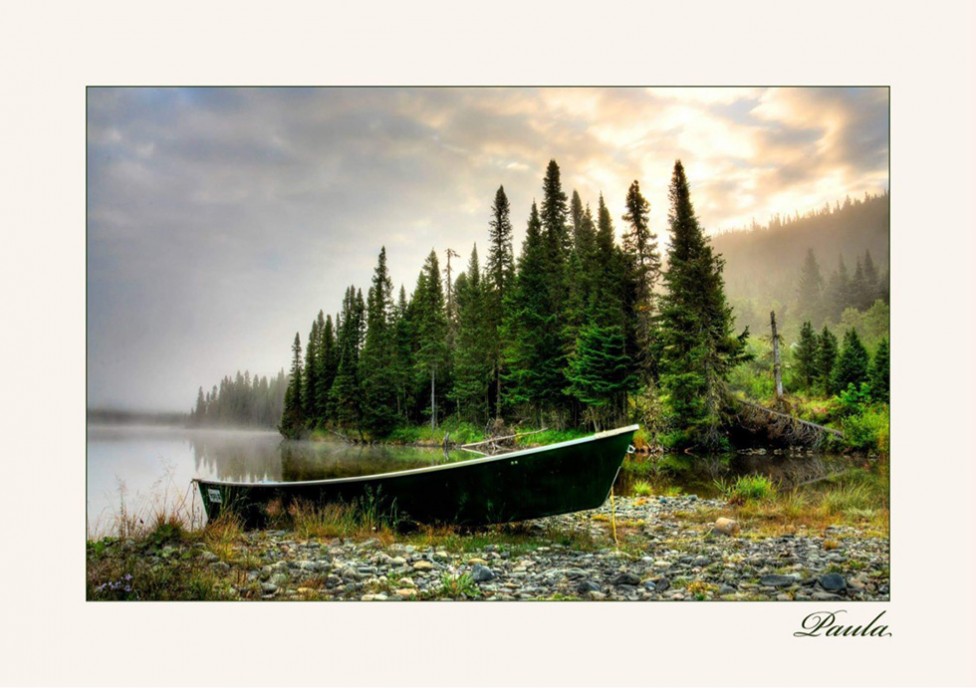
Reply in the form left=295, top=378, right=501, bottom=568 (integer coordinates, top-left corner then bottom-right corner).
left=87, top=494, right=890, bottom=602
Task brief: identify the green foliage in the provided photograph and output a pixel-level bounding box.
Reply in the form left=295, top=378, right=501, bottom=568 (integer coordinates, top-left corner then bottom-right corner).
left=451, top=247, right=493, bottom=424
left=718, top=474, right=776, bottom=504
left=564, top=323, right=638, bottom=429
left=360, top=248, right=400, bottom=437
left=795, top=248, right=826, bottom=326
left=658, top=161, right=747, bottom=449
left=436, top=572, right=482, bottom=599
left=870, top=338, right=889, bottom=403
left=817, top=326, right=839, bottom=394
left=503, top=202, right=566, bottom=420
left=832, top=328, right=870, bottom=393
left=631, top=480, right=653, bottom=497
left=841, top=405, right=889, bottom=453
left=279, top=333, right=306, bottom=437
left=793, top=321, right=819, bottom=391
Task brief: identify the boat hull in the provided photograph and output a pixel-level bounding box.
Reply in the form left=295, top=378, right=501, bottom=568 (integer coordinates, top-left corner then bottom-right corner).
left=194, top=425, right=638, bottom=527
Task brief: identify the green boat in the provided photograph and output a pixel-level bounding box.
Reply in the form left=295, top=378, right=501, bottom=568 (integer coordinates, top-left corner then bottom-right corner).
left=194, top=424, right=638, bottom=528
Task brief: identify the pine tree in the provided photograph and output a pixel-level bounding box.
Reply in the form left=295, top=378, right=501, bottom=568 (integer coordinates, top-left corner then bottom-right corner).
left=622, top=179, right=661, bottom=382
left=392, top=285, right=413, bottom=420
left=411, top=250, right=449, bottom=428
left=330, top=286, right=365, bottom=433
left=303, top=315, right=321, bottom=423
left=869, top=337, right=889, bottom=403
left=486, top=185, right=515, bottom=418
left=832, top=328, right=870, bottom=393
left=862, top=250, right=880, bottom=306
left=451, top=246, right=492, bottom=423
left=793, top=321, right=819, bottom=390
left=564, top=322, right=638, bottom=430
left=540, top=160, right=570, bottom=261
left=316, top=313, right=337, bottom=423
left=817, top=326, right=839, bottom=394
left=850, top=258, right=869, bottom=311
left=280, top=332, right=305, bottom=437
left=796, top=248, right=825, bottom=326
left=192, top=387, right=206, bottom=426
left=657, top=161, right=747, bottom=448
left=360, top=247, right=399, bottom=436
left=827, top=255, right=851, bottom=321
left=503, top=201, right=564, bottom=423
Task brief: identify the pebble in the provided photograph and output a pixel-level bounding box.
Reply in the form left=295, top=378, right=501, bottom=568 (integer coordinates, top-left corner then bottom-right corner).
left=120, top=494, right=888, bottom=602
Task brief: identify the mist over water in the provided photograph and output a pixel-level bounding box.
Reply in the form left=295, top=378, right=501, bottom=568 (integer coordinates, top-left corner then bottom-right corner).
left=86, top=425, right=456, bottom=537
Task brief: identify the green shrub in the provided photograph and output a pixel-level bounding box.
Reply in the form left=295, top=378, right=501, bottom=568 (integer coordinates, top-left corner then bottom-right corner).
left=720, top=474, right=776, bottom=504
left=841, top=406, right=889, bottom=453
left=632, top=480, right=653, bottom=497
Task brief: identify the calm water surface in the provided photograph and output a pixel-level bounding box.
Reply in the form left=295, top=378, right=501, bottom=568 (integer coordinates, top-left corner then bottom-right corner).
left=86, top=424, right=463, bottom=537
left=87, top=424, right=856, bottom=537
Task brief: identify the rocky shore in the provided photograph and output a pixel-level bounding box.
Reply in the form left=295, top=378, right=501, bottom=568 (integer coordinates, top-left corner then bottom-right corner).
left=89, top=495, right=890, bottom=601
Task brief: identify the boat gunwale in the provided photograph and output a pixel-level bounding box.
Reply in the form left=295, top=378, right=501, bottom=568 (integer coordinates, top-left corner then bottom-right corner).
left=192, top=424, right=639, bottom=488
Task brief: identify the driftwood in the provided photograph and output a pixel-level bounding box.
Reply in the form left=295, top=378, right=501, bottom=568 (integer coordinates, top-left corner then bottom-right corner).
left=731, top=397, right=843, bottom=448
left=460, top=427, right=549, bottom=456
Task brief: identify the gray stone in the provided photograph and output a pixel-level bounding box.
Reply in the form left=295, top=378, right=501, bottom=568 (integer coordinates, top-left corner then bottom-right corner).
left=819, top=573, right=847, bottom=591
left=577, top=580, right=601, bottom=594
left=612, top=572, right=641, bottom=586
left=718, top=584, right=737, bottom=595
left=471, top=564, right=496, bottom=583
left=760, top=574, right=797, bottom=587
left=654, top=577, right=671, bottom=592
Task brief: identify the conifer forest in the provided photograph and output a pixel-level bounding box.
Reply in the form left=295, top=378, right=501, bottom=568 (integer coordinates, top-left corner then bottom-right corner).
left=191, top=159, right=889, bottom=454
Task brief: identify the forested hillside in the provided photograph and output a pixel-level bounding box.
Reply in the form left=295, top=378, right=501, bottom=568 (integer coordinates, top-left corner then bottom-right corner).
left=713, top=192, right=889, bottom=334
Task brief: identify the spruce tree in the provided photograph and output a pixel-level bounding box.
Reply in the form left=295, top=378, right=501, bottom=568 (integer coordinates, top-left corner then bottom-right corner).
left=657, top=161, right=747, bottom=448
left=564, top=322, right=637, bottom=430
left=392, top=285, right=413, bottom=421
left=622, top=179, right=661, bottom=382
left=793, top=320, right=819, bottom=390
left=870, top=337, right=889, bottom=403
left=817, top=326, right=839, bottom=395
left=451, top=246, right=492, bottom=423
left=827, top=255, right=851, bottom=321
left=316, top=313, right=338, bottom=423
left=280, top=332, right=305, bottom=437
left=303, top=316, right=321, bottom=423
left=796, top=248, right=825, bottom=326
left=486, top=186, right=515, bottom=418
left=862, top=250, right=880, bottom=306
left=330, top=286, right=365, bottom=433
left=360, top=247, right=399, bottom=436
left=832, top=328, right=870, bottom=393
left=570, top=189, right=585, bottom=249
left=410, top=250, right=449, bottom=428
left=503, top=201, right=564, bottom=423
left=540, top=160, right=570, bottom=260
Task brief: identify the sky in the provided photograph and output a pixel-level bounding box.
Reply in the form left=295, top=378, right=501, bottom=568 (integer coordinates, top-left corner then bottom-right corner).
left=87, top=86, right=889, bottom=412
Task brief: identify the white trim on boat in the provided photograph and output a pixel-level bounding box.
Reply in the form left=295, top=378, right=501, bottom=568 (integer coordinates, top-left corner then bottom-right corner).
left=193, top=424, right=640, bottom=488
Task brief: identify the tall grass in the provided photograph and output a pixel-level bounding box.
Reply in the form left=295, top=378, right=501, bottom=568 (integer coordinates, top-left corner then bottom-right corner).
left=716, top=473, right=776, bottom=504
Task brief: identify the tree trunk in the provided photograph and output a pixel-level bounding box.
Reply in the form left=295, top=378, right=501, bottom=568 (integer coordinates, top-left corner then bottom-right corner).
left=430, top=366, right=436, bottom=430
left=770, top=310, right=784, bottom=404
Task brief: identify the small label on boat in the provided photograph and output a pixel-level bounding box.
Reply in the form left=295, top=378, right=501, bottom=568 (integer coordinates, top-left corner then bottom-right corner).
left=208, top=489, right=222, bottom=503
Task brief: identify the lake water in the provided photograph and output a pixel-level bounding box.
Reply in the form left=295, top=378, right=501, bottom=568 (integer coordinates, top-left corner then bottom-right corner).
left=86, top=424, right=462, bottom=537
left=87, top=424, right=857, bottom=538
